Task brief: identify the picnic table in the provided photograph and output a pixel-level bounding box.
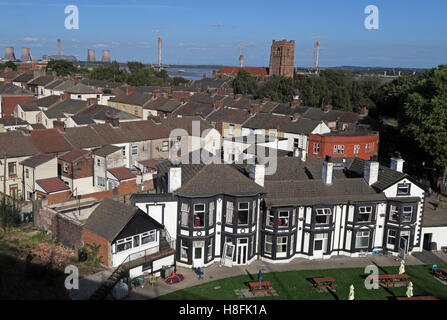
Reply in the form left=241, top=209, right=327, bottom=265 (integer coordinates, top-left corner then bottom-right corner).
left=311, top=277, right=337, bottom=291
left=376, top=274, right=409, bottom=287
left=433, top=268, right=447, bottom=281
left=248, top=281, right=272, bottom=295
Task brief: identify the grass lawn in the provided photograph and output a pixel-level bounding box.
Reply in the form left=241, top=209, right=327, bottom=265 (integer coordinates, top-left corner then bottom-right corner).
left=158, top=264, right=447, bottom=300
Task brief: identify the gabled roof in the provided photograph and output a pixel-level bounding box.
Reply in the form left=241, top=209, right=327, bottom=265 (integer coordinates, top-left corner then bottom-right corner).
left=43, top=99, right=88, bottom=119
left=159, top=116, right=213, bottom=136
left=175, top=164, right=264, bottom=198
left=19, top=95, right=60, bottom=111
left=27, top=75, right=56, bottom=86
left=36, top=177, right=70, bottom=194
left=0, top=117, right=29, bottom=126
left=58, top=149, right=91, bottom=163
left=144, top=97, right=181, bottom=113
left=93, top=145, right=122, bottom=157
left=285, top=118, right=323, bottom=135
left=65, top=83, right=101, bottom=94
left=12, top=71, right=34, bottom=83
left=0, top=82, right=34, bottom=95
left=173, top=102, right=214, bottom=117
left=84, top=198, right=139, bottom=242
left=243, top=113, right=290, bottom=131
left=20, top=153, right=55, bottom=168
left=206, top=107, right=251, bottom=125
left=70, top=104, right=139, bottom=124
left=52, top=80, right=76, bottom=91
left=0, top=131, right=39, bottom=157
left=29, top=128, right=73, bottom=154
left=44, top=79, right=64, bottom=90
left=109, top=90, right=152, bottom=106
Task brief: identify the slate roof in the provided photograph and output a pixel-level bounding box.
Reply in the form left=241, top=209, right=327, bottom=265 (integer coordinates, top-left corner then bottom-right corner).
left=174, top=164, right=264, bottom=198
left=84, top=198, right=139, bottom=242
left=27, top=75, right=56, bottom=86
left=70, top=104, right=139, bottom=125
left=52, top=80, right=77, bottom=91
left=19, top=95, right=60, bottom=111
left=206, top=107, right=251, bottom=124
left=36, top=177, right=70, bottom=194
left=159, top=116, right=213, bottom=136
left=0, top=131, right=39, bottom=157
left=12, top=72, right=35, bottom=83
left=285, top=118, right=322, bottom=135
left=144, top=97, right=181, bottom=113
left=65, top=83, right=101, bottom=94
left=0, top=117, right=29, bottom=126
left=93, top=145, right=122, bottom=157
left=243, top=113, right=290, bottom=130
left=264, top=178, right=386, bottom=207
left=0, top=82, right=34, bottom=95
left=20, top=154, right=54, bottom=168
left=44, top=99, right=88, bottom=118
left=271, top=104, right=309, bottom=116
left=173, top=102, right=214, bottom=117
left=44, top=79, right=64, bottom=90
left=109, top=90, right=152, bottom=106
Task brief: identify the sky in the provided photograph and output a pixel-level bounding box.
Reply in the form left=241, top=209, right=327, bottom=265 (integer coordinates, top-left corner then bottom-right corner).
left=0, top=0, right=446, bottom=68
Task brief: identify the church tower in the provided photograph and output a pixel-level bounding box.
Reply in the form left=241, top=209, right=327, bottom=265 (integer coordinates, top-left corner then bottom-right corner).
left=269, top=40, right=295, bottom=78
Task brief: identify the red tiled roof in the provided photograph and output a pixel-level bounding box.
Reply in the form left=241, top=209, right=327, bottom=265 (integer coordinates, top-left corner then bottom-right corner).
left=218, top=66, right=268, bottom=76
left=36, top=177, right=70, bottom=194
left=108, top=167, right=136, bottom=181
left=58, top=149, right=91, bottom=163
left=29, top=128, right=73, bottom=154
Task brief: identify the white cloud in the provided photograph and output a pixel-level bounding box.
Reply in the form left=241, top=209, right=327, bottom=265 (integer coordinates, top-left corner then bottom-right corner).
left=23, top=37, right=38, bottom=42
left=211, top=23, right=224, bottom=28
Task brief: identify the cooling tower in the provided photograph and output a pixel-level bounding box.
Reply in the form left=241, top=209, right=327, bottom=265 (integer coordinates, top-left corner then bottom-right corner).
left=20, top=47, right=31, bottom=62
left=4, top=47, right=16, bottom=60
left=101, top=50, right=111, bottom=62
left=57, top=39, right=62, bottom=56
left=87, top=49, right=96, bottom=62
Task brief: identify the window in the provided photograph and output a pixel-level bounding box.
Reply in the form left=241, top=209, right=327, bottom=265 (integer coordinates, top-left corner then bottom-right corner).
left=402, top=206, right=413, bottom=222
left=96, top=95, right=100, bottom=99
left=133, top=235, right=140, bottom=247
left=252, top=200, right=256, bottom=225
left=134, top=107, right=138, bottom=115
left=122, top=105, right=126, bottom=111
left=293, top=138, right=299, bottom=149
left=358, top=206, right=373, bottom=222
left=97, top=176, right=106, bottom=187
left=162, top=141, right=169, bottom=152
left=180, top=239, right=189, bottom=261
left=313, top=143, right=320, bottom=154
left=355, top=230, right=370, bottom=249
left=334, top=145, right=344, bottom=154
left=116, top=237, right=132, bottom=253
left=238, top=202, right=249, bottom=225
left=290, top=234, right=295, bottom=254
left=122, top=147, right=126, bottom=156
left=25, top=168, right=29, bottom=179
left=266, top=211, right=274, bottom=227
left=209, top=202, right=214, bottom=227
left=265, top=235, right=272, bottom=255
left=292, top=209, right=296, bottom=226
left=181, top=203, right=190, bottom=227
left=97, top=159, right=101, bottom=166
left=278, top=211, right=289, bottom=227
left=141, top=230, right=157, bottom=244
left=8, top=162, right=17, bottom=177
left=63, top=163, right=68, bottom=173
left=131, top=145, right=138, bottom=155
left=193, top=203, right=205, bottom=228
left=207, top=238, right=213, bottom=262
left=397, top=183, right=410, bottom=195
left=229, top=124, right=235, bottom=135
left=389, top=205, right=399, bottom=222
left=77, top=95, right=81, bottom=99
left=226, top=202, right=234, bottom=225
left=277, top=236, right=287, bottom=253
left=354, top=144, right=360, bottom=154
left=316, top=208, right=331, bottom=224
left=387, top=229, right=397, bottom=245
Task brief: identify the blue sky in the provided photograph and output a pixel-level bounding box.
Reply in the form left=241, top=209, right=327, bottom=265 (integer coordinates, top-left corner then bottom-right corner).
left=0, top=0, right=446, bottom=68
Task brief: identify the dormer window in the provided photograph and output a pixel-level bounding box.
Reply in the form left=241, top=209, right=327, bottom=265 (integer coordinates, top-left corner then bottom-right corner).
left=397, top=183, right=410, bottom=195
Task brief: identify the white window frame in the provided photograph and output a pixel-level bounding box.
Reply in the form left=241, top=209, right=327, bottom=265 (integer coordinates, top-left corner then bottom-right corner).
left=355, top=230, right=370, bottom=249
left=238, top=202, right=249, bottom=226
left=208, top=202, right=214, bottom=227
left=266, top=211, right=274, bottom=227
left=141, top=230, right=157, bottom=244
left=116, top=237, right=132, bottom=253
left=180, top=239, right=189, bottom=262
left=358, top=206, right=373, bottom=222
left=264, top=235, right=272, bottom=255
left=402, top=206, right=413, bottom=222
left=315, top=208, right=331, bottom=224
left=226, top=201, right=234, bottom=225
left=387, top=229, right=397, bottom=246
left=131, top=145, right=138, bottom=155
left=277, top=236, right=288, bottom=253
left=162, top=141, right=169, bottom=152
left=389, top=205, right=399, bottom=222
left=313, top=143, right=320, bottom=154
left=193, top=203, right=205, bottom=228
left=278, top=211, right=289, bottom=228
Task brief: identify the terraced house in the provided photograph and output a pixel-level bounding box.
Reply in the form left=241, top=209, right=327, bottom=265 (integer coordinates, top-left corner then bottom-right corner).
left=130, top=153, right=427, bottom=268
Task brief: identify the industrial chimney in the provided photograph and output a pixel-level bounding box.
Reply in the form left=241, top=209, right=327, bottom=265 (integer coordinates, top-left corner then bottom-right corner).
left=20, top=47, right=31, bottom=62
left=57, top=39, right=62, bottom=56
left=4, top=47, right=16, bottom=60
left=87, top=49, right=96, bottom=62
left=101, top=50, right=111, bottom=62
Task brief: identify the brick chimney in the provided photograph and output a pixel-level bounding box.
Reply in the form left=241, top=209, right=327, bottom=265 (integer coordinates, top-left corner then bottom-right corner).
left=249, top=104, right=260, bottom=115
left=53, top=120, right=65, bottom=130
left=291, top=113, right=301, bottom=121
left=126, top=86, right=136, bottom=95
left=214, top=100, right=224, bottom=109
left=60, top=92, right=70, bottom=100
left=324, top=104, right=332, bottom=113
left=87, top=97, right=98, bottom=106
left=105, top=114, right=120, bottom=128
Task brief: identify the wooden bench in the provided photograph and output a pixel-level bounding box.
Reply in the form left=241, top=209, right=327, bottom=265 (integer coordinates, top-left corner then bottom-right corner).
left=312, top=277, right=337, bottom=291
left=248, top=281, right=272, bottom=294
left=433, top=268, right=447, bottom=281
left=376, top=274, right=409, bottom=287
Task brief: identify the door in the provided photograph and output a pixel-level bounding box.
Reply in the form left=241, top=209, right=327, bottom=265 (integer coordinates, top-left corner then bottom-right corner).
left=221, top=242, right=235, bottom=267
left=423, top=233, right=433, bottom=251
left=313, top=233, right=327, bottom=259
left=399, top=236, right=408, bottom=259
left=9, top=184, right=18, bottom=200
left=193, top=241, right=204, bottom=268
left=236, top=238, right=248, bottom=265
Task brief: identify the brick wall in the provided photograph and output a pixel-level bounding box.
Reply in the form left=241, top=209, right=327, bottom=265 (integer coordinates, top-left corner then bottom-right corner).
left=117, top=179, right=137, bottom=195
left=82, top=229, right=111, bottom=266
left=59, top=154, right=93, bottom=180
left=36, top=190, right=73, bottom=205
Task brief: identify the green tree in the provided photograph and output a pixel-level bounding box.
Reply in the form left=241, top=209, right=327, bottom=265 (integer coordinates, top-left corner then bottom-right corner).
left=3, top=61, right=17, bottom=71
left=231, top=69, right=257, bottom=95
left=45, top=60, right=76, bottom=76
left=258, top=75, right=294, bottom=103
left=375, top=75, right=417, bottom=117
left=399, top=65, right=447, bottom=185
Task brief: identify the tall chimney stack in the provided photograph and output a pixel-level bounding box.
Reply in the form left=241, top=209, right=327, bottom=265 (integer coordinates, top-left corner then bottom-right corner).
left=20, top=47, right=31, bottom=62
left=57, top=39, right=62, bottom=56
left=4, top=47, right=16, bottom=60
left=364, top=155, right=380, bottom=186
left=322, top=155, right=333, bottom=185
left=87, top=49, right=96, bottom=62
left=101, top=50, right=111, bottom=62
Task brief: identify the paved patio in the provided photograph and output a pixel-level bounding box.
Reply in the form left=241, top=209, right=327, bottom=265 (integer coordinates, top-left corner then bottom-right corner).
left=126, top=251, right=447, bottom=300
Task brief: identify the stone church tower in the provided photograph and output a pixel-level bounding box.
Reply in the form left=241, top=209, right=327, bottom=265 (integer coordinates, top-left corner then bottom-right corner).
left=269, top=40, right=295, bottom=78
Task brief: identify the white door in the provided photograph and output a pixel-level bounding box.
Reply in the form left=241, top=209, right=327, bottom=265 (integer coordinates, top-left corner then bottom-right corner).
left=399, top=231, right=409, bottom=259
left=193, top=241, right=204, bottom=267
left=313, top=234, right=328, bottom=259
left=236, top=238, right=248, bottom=265
left=221, top=242, right=235, bottom=267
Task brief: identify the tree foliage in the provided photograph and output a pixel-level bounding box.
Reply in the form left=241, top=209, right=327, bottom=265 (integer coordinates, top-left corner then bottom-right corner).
left=45, top=60, right=76, bottom=76
left=258, top=75, right=295, bottom=103
left=1, top=61, right=17, bottom=71
left=89, top=61, right=128, bottom=83
left=231, top=69, right=257, bottom=95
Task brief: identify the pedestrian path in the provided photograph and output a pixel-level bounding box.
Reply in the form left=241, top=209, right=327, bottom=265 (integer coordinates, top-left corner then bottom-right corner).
left=126, top=252, right=441, bottom=300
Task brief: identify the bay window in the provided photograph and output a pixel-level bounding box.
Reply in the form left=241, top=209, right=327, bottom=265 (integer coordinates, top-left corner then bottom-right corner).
left=181, top=203, right=190, bottom=227
left=277, top=236, right=287, bottom=253
left=278, top=211, right=289, bottom=227
left=389, top=205, right=399, bottom=222
left=238, top=202, right=249, bottom=225
left=193, top=203, right=205, bottom=228
left=355, top=230, right=370, bottom=249
left=265, top=235, right=272, bottom=255
left=358, top=206, right=373, bottom=222
left=402, top=206, right=413, bottom=222
left=316, top=208, right=331, bottom=224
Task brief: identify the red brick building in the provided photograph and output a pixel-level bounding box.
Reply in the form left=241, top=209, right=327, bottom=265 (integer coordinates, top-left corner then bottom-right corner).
left=308, top=130, right=379, bottom=160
